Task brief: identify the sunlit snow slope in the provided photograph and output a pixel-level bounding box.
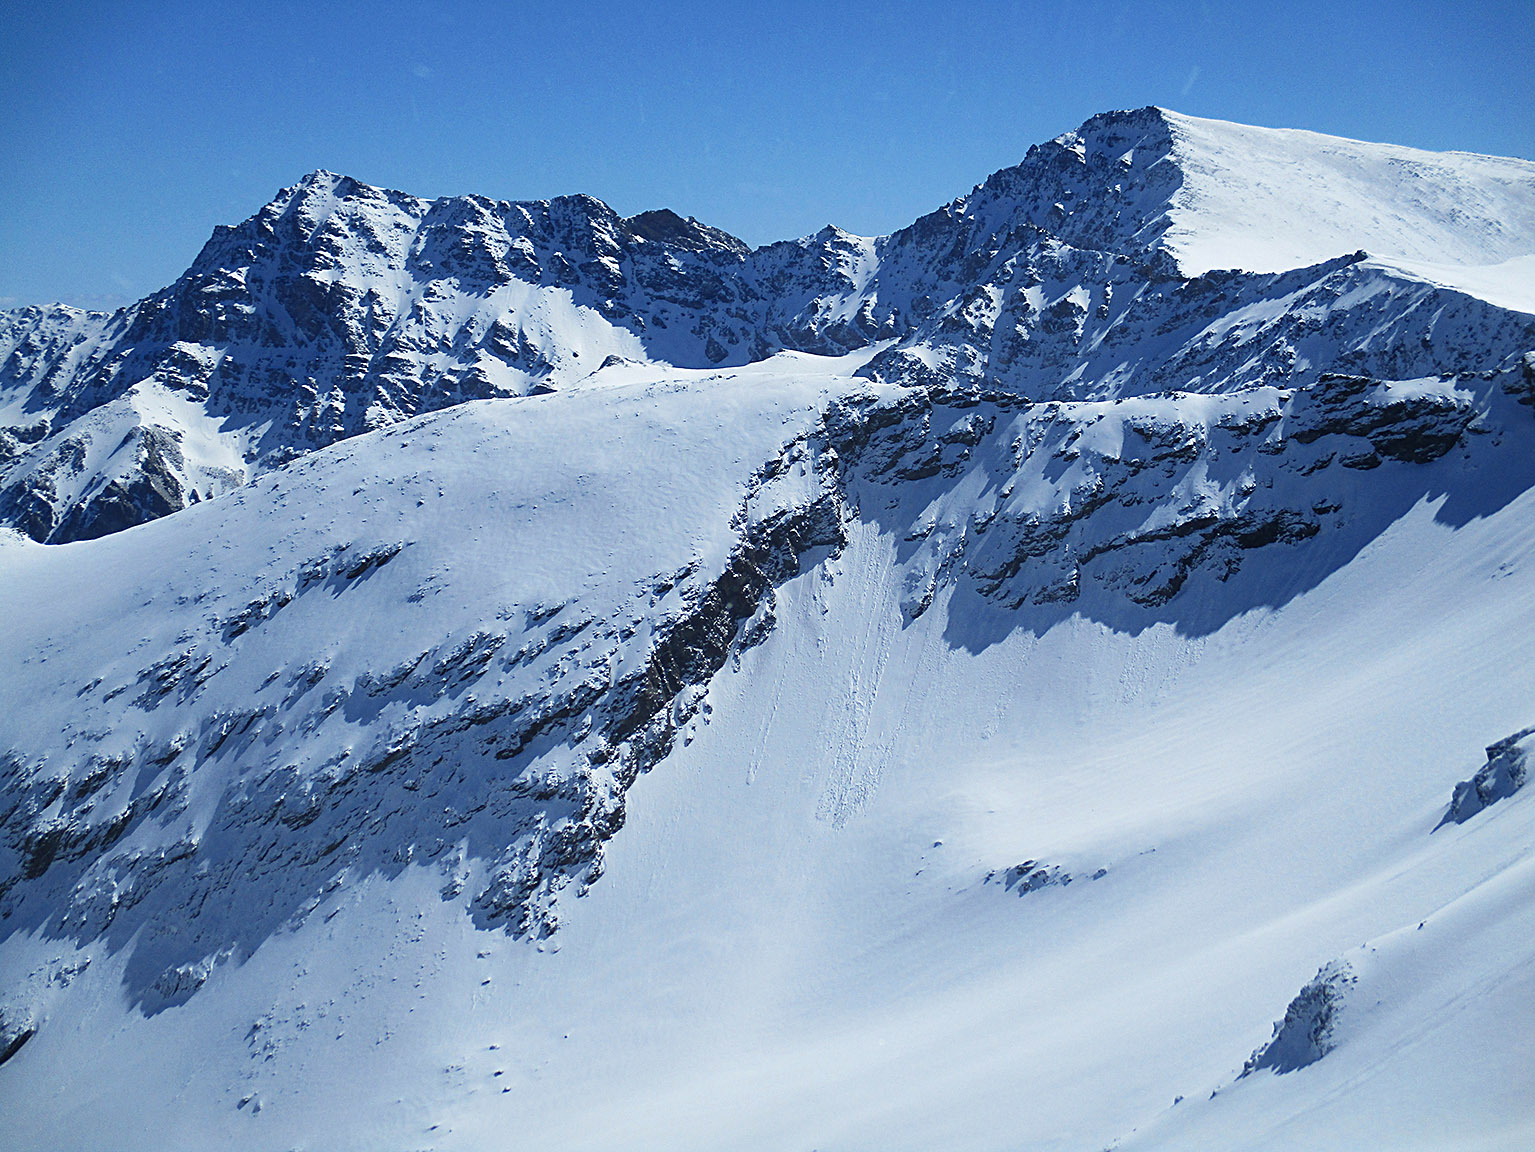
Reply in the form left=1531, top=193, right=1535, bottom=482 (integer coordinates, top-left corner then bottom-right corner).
left=2, top=109, right=1534, bottom=1151
left=1157, top=110, right=1535, bottom=275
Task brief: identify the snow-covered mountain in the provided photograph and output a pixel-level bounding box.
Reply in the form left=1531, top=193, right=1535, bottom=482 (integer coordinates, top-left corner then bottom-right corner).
left=5, top=107, right=1532, bottom=544
left=2, top=109, right=1534, bottom=1150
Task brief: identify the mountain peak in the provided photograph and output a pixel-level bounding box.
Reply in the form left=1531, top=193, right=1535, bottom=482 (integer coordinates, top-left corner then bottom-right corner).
left=3, top=105, right=1535, bottom=1147
left=5, top=107, right=1534, bottom=544
left=966, top=105, right=1535, bottom=275
left=620, top=207, right=749, bottom=256
left=293, top=167, right=348, bottom=187
left=1145, top=109, right=1535, bottom=273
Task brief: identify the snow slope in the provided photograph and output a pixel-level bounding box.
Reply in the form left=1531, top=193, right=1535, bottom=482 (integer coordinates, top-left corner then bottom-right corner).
left=1158, top=109, right=1535, bottom=275
left=3, top=344, right=1535, bottom=1149
left=1371, top=252, right=1535, bottom=317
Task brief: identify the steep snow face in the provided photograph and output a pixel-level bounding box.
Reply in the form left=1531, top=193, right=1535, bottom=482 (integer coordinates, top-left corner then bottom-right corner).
left=1158, top=110, right=1535, bottom=275
left=3, top=348, right=1535, bottom=1150
left=915, top=105, right=1535, bottom=276
left=1370, top=252, right=1535, bottom=317
left=0, top=350, right=863, bottom=1011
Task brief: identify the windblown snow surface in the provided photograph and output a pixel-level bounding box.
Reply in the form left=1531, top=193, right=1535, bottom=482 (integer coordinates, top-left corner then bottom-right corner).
left=2, top=109, right=1534, bottom=1151
left=1156, top=110, right=1535, bottom=275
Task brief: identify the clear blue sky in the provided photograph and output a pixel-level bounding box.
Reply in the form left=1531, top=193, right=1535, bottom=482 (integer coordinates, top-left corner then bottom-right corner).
left=3, top=0, right=1532, bottom=309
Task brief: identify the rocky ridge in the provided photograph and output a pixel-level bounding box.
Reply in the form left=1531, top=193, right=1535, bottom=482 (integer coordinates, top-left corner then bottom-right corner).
left=4, top=107, right=1532, bottom=542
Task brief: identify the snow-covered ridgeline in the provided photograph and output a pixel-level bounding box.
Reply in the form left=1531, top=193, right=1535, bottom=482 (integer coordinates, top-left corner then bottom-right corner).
left=1, top=344, right=1529, bottom=1016
left=4, top=108, right=1533, bottom=543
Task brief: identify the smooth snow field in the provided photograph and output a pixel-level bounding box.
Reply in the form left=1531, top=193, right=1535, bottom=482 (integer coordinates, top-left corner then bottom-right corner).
left=1, top=350, right=1532, bottom=1151
left=1158, top=110, right=1535, bottom=275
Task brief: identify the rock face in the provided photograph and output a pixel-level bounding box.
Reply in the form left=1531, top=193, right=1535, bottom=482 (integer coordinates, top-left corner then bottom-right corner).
left=1440, top=727, right=1534, bottom=827
left=4, top=107, right=1533, bottom=542
left=816, top=366, right=1514, bottom=631
left=0, top=1006, right=34, bottom=1067
left=1241, top=960, right=1357, bottom=1075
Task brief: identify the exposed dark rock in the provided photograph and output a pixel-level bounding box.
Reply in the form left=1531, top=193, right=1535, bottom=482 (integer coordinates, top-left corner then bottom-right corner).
left=1438, top=727, right=1533, bottom=828
left=1241, top=960, right=1356, bottom=1075
left=812, top=367, right=1489, bottom=625
left=984, top=860, right=1107, bottom=895
left=621, top=208, right=749, bottom=256
left=6, top=110, right=1533, bottom=544
left=0, top=1010, right=35, bottom=1067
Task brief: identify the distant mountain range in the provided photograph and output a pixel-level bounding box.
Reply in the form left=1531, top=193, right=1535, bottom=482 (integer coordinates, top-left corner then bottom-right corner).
left=3, top=106, right=1531, bottom=543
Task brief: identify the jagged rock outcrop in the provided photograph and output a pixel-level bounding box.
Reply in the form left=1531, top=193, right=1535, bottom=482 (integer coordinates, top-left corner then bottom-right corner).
left=1241, top=960, right=1357, bottom=1075
left=811, top=361, right=1513, bottom=630
left=1439, top=726, right=1533, bottom=827
left=985, top=860, right=1106, bottom=895
left=4, top=107, right=1532, bottom=541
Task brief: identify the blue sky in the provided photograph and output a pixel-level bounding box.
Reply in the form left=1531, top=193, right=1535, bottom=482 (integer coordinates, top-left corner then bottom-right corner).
left=2, top=0, right=1532, bottom=309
